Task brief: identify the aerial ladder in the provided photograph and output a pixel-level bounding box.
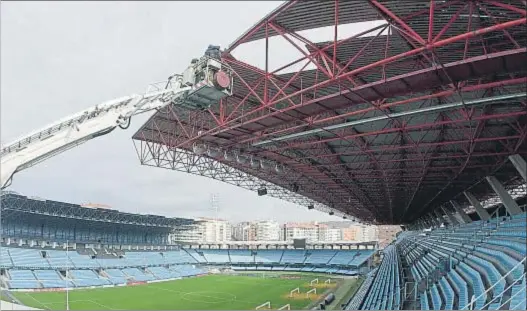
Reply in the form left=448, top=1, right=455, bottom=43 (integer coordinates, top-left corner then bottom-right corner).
left=1, top=49, right=234, bottom=189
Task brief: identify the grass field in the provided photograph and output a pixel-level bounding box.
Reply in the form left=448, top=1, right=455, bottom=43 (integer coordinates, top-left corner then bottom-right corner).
left=13, top=274, right=349, bottom=310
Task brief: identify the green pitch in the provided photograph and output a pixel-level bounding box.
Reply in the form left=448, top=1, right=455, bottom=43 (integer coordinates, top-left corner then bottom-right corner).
left=13, top=274, right=342, bottom=310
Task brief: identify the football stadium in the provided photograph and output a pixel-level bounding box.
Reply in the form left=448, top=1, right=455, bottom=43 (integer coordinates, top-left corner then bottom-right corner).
left=1, top=1, right=526, bottom=310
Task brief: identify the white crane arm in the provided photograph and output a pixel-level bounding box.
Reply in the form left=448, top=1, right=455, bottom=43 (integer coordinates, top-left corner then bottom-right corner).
left=1, top=54, right=234, bottom=189
left=0, top=84, right=189, bottom=189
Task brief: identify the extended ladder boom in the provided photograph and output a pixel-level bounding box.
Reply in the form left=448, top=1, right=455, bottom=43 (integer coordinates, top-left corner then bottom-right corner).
left=0, top=83, right=189, bottom=189
left=1, top=52, right=234, bottom=189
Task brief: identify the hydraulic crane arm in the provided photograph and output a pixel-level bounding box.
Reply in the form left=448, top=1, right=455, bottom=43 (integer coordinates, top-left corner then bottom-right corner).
left=1, top=53, right=234, bottom=189
left=1, top=83, right=190, bottom=189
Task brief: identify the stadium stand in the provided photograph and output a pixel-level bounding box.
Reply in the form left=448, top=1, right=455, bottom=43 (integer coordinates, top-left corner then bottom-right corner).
left=355, top=211, right=526, bottom=310
left=0, top=192, right=197, bottom=245
left=280, top=249, right=306, bottom=264
left=200, top=249, right=231, bottom=263
left=69, top=270, right=111, bottom=287
left=6, top=270, right=41, bottom=289
left=228, top=249, right=254, bottom=263
left=344, top=269, right=377, bottom=310
left=360, top=245, right=402, bottom=310
left=1, top=246, right=371, bottom=290
left=104, top=269, right=128, bottom=285
left=121, top=268, right=155, bottom=282
left=148, top=266, right=180, bottom=279
left=254, top=250, right=283, bottom=263
left=8, top=248, right=50, bottom=268
left=33, top=270, right=70, bottom=288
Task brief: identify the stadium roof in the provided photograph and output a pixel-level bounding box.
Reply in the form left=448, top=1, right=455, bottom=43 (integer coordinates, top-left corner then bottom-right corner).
left=1, top=192, right=199, bottom=228
left=133, top=0, right=527, bottom=225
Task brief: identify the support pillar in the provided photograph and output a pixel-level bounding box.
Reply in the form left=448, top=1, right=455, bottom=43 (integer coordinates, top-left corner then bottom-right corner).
left=427, top=214, right=439, bottom=227
left=441, top=207, right=459, bottom=225
left=509, top=154, right=526, bottom=182
left=450, top=200, right=472, bottom=223
left=418, top=216, right=426, bottom=230
left=463, top=191, right=490, bottom=221
left=434, top=210, right=447, bottom=226
left=486, top=176, right=523, bottom=216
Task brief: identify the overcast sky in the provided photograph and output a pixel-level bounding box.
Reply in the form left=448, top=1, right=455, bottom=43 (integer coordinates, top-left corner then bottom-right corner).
left=1, top=1, right=343, bottom=224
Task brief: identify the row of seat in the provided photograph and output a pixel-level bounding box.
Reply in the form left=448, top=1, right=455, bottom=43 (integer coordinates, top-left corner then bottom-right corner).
left=1, top=247, right=374, bottom=269
left=356, top=213, right=526, bottom=310
left=5, top=264, right=206, bottom=289
left=360, top=245, right=402, bottom=310
left=229, top=265, right=358, bottom=275
left=0, top=248, right=197, bottom=269
left=345, top=268, right=377, bottom=310
left=189, top=249, right=373, bottom=266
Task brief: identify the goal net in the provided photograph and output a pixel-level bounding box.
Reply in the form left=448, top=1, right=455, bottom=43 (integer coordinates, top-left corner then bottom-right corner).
left=310, top=278, right=319, bottom=286
left=255, top=301, right=271, bottom=310
left=278, top=304, right=291, bottom=310
left=306, top=288, right=317, bottom=298
left=325, top=279, right=331, bottom=284
left=289, top=287, right=300, bottom=297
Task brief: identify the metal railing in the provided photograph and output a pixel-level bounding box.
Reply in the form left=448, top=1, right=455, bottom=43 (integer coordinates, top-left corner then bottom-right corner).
left=463, top=257, right=526, bottom=310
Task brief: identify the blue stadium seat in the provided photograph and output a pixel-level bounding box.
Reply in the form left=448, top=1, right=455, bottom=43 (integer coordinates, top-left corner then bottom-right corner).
left=7, top=270, right=41, bottom=289
left=200, top=249, right=230, bottom=263
left=70, top=270, right=111, bottom=287
left=228, top=250, right=254, bottom=263
left=304, top=250, right=336, bottom=264
left=254, top=250, right=283, bottom=263
left=280, top=250, right=307, bottom=264
left=104, top=268, right=128, bottom=284
left=121, top=268, right=155, bottom=282
left=8, top=248, right=50, bottom=268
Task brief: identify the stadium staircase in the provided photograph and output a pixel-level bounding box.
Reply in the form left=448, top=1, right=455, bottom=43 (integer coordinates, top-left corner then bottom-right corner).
left=348, top=212, right=526, bottom=310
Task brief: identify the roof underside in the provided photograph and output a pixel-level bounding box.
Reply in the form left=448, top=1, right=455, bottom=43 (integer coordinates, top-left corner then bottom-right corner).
left=134, top=0, right=527, bottom=224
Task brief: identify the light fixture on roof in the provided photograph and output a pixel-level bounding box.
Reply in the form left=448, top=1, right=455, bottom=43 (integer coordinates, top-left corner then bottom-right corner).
left=206, top=147, right=220, bottom=158
left=257, top=186, right=267, bottom=196
left=260, top=160, right=269, bottom=170
left=250, top=157, right=260, bottom=169
left=223, top=150, right=234, bottom=162
left=291, top=183, right=299, bottom=193
left=236, top=153, right=247, bottom=164
left=192, top=143, right=207, bottom=155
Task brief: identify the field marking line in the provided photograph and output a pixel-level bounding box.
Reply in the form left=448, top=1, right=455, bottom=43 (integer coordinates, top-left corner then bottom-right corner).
left=21, top=292, right=53, bottom=310
left=85, top=299, right=124, bottom=310
left=149, top=284, right=267, bottom=306
left=181, top=291, right=237, bottom=304
left=150, top=286, right=237, bottom=304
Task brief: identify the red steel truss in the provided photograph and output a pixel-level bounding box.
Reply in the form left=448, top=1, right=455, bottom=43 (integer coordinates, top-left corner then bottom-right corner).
left=133, top=0, right=527, bottom=224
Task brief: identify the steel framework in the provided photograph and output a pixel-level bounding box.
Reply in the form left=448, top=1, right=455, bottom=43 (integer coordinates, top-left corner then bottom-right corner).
left=0, top=192, right=198, bottom=228
left=133, top=0, right=527, bottom=224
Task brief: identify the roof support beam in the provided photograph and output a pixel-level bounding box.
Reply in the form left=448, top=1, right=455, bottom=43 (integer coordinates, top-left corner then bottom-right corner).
left=450, top=200, right=472, bottom=224
left=434, top=209, right=446, bottom=225
left=441, top=207, right=459, bottom=225
left=509, top=154, right=526, bottom=182
left=485, top=176, right=523, bottom=216
left=463, top=191, right=490, bottom=221
left=173, top=20, right=527, bottom=147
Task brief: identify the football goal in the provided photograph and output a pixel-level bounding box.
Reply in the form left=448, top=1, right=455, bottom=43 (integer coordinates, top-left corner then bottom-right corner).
left=306, top=288, right=317, bottom=298
left=289, top=287, right=300, bottom=297
left=325, top=279, right=331, bottom=284
left=278, top=304, right=291, bottom=310
left=255, top=301, right=271, bottom=310
left=310, top=278, right=319, bottom=286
